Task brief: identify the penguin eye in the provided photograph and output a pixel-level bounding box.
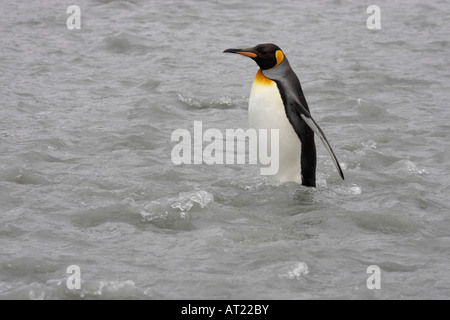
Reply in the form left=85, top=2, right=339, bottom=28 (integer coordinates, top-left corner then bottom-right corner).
left=260, top=50, right=268, bottom=57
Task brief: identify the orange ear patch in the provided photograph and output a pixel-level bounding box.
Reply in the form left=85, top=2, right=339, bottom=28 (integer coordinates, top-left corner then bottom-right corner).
left=274, top=50, right=284, bottom=68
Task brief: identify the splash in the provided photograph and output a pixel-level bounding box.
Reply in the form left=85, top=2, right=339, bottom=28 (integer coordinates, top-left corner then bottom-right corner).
left=279, top=262, right=310, bottom=280
left=171, top=190, right=214, bottom=211
left=139, top=190, right=214, bottom=230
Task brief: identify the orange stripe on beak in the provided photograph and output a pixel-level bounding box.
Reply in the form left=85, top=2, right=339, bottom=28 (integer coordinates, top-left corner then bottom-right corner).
left=236, top=51, right=257, bottom=58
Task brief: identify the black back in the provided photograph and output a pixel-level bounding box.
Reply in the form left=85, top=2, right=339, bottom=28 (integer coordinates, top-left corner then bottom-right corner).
left=263, top=57, right=344, bottom=187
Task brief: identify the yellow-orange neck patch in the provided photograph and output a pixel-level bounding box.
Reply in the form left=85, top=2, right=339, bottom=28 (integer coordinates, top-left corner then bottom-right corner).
left=253, top=69, right=273, bottom=86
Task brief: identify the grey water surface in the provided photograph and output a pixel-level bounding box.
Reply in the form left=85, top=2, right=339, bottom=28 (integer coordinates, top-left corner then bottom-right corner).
left=1, top=0, right=449, bottom=299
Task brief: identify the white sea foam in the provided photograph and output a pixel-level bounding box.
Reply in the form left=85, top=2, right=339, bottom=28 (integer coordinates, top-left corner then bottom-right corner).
left=279, top=262, right=310, bottom=280
left=139, top=191, right=214, bottom=229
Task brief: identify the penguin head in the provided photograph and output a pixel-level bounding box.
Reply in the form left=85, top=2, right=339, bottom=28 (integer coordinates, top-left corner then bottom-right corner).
left=224, top=43, right=285, bottom=70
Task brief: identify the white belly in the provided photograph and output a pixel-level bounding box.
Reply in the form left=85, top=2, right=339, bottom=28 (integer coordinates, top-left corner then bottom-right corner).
left=248, top=76, right=302, bottom=183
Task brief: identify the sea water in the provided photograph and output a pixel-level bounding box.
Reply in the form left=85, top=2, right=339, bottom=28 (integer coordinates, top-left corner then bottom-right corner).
left=0, top=0, right=449, bottom=299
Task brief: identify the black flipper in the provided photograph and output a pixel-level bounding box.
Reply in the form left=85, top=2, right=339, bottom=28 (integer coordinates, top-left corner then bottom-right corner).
left=263, top=59, right=345, bottom=181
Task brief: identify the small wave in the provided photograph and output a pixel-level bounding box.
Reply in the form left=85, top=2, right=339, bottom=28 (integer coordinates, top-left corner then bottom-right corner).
left=177, top=94, right=245, bottom=109
left=350, top=211, right=420, bottom=235
left=137, top=79, right=161, bottom=90
left=403, top=160, right=429, bottom=175
left=97, top=33, right=151, bottom=55
left=73, top=280, right=147, bottom=299
left=0, top=279, right=151, bottom=300
left=342, top=140, right=377, bottom=154
left=358, top=103, right=389, bottom=119
left=171, top=190, right=214, bottom=210
left=334, top=184, right=362, bottom=196
left=279, top=262, right=309, bottom=280
left=71, top=203, right=140, bottom=228
left=139, top=190, right=214, bottom=230
left=387, top=159, right=429, bottom=176
left=3, top=167, right=53, bottom=186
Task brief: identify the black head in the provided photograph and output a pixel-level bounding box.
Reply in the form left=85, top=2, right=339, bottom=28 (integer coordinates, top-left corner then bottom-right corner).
left=224, top=43, right=284, bottom=70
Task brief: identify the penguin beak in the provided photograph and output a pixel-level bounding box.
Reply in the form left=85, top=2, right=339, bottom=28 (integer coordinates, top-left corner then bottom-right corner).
left=223, top=48, right=258, bottom=58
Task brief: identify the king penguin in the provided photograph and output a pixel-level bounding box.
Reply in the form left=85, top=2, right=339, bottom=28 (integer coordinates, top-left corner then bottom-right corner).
left=224, top=43, right=344, bottom=187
